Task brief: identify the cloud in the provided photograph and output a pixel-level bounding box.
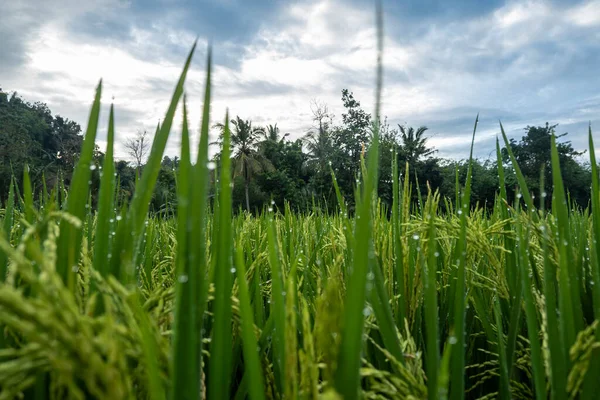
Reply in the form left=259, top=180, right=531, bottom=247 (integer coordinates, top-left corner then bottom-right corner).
left=1, top=0, right=599, bottom=163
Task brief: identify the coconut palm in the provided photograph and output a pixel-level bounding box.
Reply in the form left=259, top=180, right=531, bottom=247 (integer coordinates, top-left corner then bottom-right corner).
left=214, top=116, right=271, bottom=211
left=398, top=125, right=436, bottom=165
left=263, top=124, right=289, bottom=144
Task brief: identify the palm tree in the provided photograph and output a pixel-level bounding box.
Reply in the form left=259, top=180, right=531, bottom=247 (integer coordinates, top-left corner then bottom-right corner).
left=398, top=125, right=436, bottom=165
left=214, top=116, right=271, bottom=211
left=263, top=124, right=289, bottom=144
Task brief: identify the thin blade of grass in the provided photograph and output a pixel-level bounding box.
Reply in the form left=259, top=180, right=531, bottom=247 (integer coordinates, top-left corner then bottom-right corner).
left=493, top=295, right=510, bottom=400
left=23, top=165, right=34, bottom=224
left=0, top=181, right=15, bottom=281
left=56, top=81, right=102, bottom=290
left=551, top=133, right=583, bottom=351
left=128, top=292, right=165, bottom=400
left=93, top=104, right=116, bottom=278
left=208, top=111, right=234, bottom=400
left=392, top=148, right=406, bottom=328
left=581, top=125, right=600, bottom=399
left=234, top=243, right=266, bottom=400
left=171, top=98, right=199, bottom=400
left=124, top=42, right=197, bottom=284
left=423, top=209, right=439, bottom=400
left=516, top=206, right=546, bottom=400
left=449, top=114, right=478, bottom=400
left=499, top=122, right=536, bottom=217
left=334, top=4, right=382, bottom=398
left=266, top=210, right=286, bottom=393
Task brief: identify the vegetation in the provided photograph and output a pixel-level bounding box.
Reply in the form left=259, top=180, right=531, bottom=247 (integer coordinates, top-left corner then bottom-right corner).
left=0, top=84, right=592, bottom=215
left=1, top=19, right=600, bottom=400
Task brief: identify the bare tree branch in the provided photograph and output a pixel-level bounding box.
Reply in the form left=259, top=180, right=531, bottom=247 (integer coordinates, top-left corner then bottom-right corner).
left=124, top=130, right=150, bottom=173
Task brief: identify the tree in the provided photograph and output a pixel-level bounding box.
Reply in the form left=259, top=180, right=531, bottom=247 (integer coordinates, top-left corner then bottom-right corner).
left=304, top=100, right=336, bottom=203
left=124, top=130, right=150, bottom=175
left=377, top=118, right=400, bottom=205
left=330, top=89, right=372, bottom=201
left=257, top=123, right=309, bottom=211
left=398, top=125, right=436, bottom=166
left=263, top=123, right=288, bottom=143
left=304, top=100, right=333, bottom=172
left=214, top=116, right=271, bottom=211
left=336, top=89, right=371, bottom=165
left=0, top=90, right=83, bottom=200
left=502, top=123, right=589, bottom=206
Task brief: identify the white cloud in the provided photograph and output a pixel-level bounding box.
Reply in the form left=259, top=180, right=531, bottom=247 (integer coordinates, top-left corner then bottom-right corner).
left=567, top=0, right=600, bottom=27
left=2, top=0, right=599, bottom=163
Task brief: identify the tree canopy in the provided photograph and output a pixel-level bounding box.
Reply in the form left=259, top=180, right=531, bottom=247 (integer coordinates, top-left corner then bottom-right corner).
left=0, top=89, right=593, bottom=213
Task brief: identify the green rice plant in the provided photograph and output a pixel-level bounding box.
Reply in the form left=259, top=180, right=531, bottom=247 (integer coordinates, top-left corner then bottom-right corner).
left=0, top=180, right=14, bottom=281
left=333, top=4, right=383, bottom=399
left=93, top=104, right=115, bottom=279
left=55, top=83, right=102, bottom=291
left=208, top=111, right=234, bottom=400
left=0, top=4, right=600, bottom=399
left=449, top=115, right=478, bottom=400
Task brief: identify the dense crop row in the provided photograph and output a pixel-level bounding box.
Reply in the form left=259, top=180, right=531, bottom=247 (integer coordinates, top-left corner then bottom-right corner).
left=1, top=27, right=600, bottom=400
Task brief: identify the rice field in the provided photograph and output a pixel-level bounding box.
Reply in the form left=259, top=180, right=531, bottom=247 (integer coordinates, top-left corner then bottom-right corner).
left=1, top=27, right=600, bottom=400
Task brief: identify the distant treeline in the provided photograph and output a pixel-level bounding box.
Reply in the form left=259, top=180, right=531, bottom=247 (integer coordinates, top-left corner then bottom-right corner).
left=0, top=88, right=592, bottom=213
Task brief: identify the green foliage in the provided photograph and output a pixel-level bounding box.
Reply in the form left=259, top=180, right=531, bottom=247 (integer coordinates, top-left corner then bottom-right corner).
left=1, top=21, right=600, bottom=400
left=0, top=92, right=84, bottom=203
left=502, top=122, right=590, bottom=206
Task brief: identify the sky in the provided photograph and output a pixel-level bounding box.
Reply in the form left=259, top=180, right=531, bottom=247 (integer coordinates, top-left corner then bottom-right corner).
left=2, top=0, right=600, bottom=162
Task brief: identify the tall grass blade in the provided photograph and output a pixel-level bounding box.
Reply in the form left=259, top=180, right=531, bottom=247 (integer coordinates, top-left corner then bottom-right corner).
left=124, top=42, right=197, bottom=284
left=392, top=148, right=406, bottom=327
left=0, top=181, right=14, bottom=280
left=499, top=122, right=536, bottom=216
left=449, top=114, right=477, bottom=400
left=424, top=211, right=439, bottom=400
left=334, top=3, right=382, bottom=398
left=551, top=133, right=583, bottom=351
left=23, top=165, right=34, bottom=224
left=171, top=99, right=199, bottom=400
left=94, top=104, right=116, bottom=278
left=493, top=295, right=510, bottom=400
left=234, top=244, right=266, bottom=400
left=582, top=125, right=600, bottom=399
left=56, top=81, right=102, bottom=290
left=208, top=111, right=234, bottom=400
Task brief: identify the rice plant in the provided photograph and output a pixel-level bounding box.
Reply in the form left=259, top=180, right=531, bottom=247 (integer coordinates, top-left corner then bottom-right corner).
left=1, top=6, right=600, bottom=400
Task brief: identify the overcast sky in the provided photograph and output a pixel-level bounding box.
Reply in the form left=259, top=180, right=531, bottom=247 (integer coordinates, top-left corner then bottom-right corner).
left=2, top=0, right=599, bottom=161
